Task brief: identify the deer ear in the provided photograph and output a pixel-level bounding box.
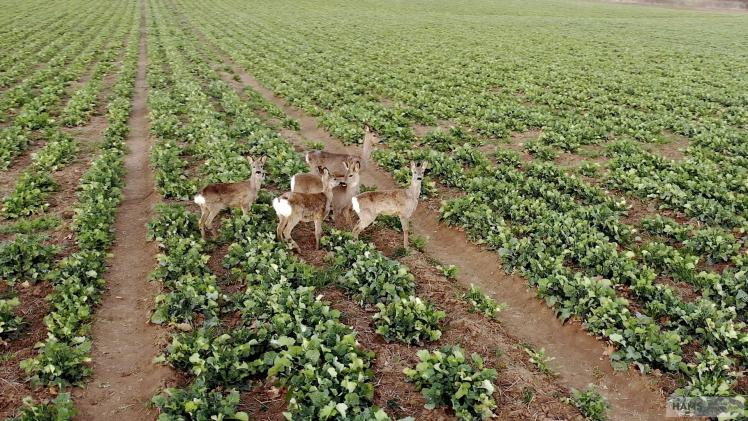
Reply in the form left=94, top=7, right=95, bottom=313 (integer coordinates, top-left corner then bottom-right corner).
left=246, top=156, right=255, bottom=165
left=364, top=124, right=371, bottom=133
left=322, top=167, right=330, bottom=176
left=420, top=161, right=428, bottom=171
left=343, top=160, right=350, bottom=170
left=259, top=155, right=268, bottom=165
left=316, top=165, right=324, bottom=174
left=410, top=161, right=416, bottom=171
left=353, top=161, right=361, bottom=172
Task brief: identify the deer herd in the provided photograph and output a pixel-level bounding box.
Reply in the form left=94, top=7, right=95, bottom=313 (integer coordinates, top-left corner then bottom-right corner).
left=193, top=124, right=428, bottom=251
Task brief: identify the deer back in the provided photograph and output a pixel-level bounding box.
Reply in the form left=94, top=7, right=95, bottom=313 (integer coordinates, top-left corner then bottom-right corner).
left=353, top=189, right=412, bottom=218
left=285, top=191, right=328, bottom=221
left=291, top=172, right=324, bottom=193
left=200, top=180, right=257, bottom=207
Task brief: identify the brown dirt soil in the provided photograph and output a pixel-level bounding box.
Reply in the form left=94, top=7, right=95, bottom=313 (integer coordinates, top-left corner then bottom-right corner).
left=0, top=139, right=45, bottom=200
left=645, top=132, right=690, bottom=161
left=0, top=282, right=54, bottom=418
left=413, top=120, right=454, bottom=137
left=182, top=24, right=676, bottom=420
left=76, top=6, right=178, bottom=419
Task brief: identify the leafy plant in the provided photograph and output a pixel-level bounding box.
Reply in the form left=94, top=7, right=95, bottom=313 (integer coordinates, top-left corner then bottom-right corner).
left=10, top=393, right=76, bottom=421
left=374, top=296, right=445, bottom=344
left=0, top=297, right=23, bottom=340
left=567, top=385, right=609, bottom=421
left=152, top=379, right=248, bottom=421
left=0, top=235, right=58, bottom=285
left=524, top=345, right=557, bottom=376
left=461, top=285, right=505, bottom=319
left=404, top=346, right=498, bottom=420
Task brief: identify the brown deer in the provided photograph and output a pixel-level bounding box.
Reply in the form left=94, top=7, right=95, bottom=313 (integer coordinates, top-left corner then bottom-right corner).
left=330, top=159, right=361, bottom=226
left=305, top=124, right=379, bottom=176
left=272, top=167, right=340, bottom=250
left=193, top=156, right=266, bottom=237
left=289, top=166, right=326, bottom=194
left=351, top=161, right=427, bottom=249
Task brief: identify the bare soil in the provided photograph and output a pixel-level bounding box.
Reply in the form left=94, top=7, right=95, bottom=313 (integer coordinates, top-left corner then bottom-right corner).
left=76, top=6, right=177, bottom=419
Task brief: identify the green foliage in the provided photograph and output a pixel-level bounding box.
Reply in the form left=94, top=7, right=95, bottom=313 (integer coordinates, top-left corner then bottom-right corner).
left=20, top=339, right=92, bottom=388
left=152, top=379, right=248, bottom=421
left=567, top=385, right=609, bottom=421
left=437, top=264, right=458, bottom=279
left=374, top=296, right=445, bottom=344
left=577, top=161, right=600, bottom=177
left=0, top=215, right=60, bottom=235
left=322, top=230, right=415, bottom=304
left=684, top=227, right=741, bottom=263
left=404, top=346, right=498, bottom=420
left=461, top=285, right=505, bottom=319
left=0, top=297, right=23, bottom=339
left=11, top=393, right=76, bottom=421
left=524, top=345, right=557, bottom=376
left=0, top=235, right=58, bottom=285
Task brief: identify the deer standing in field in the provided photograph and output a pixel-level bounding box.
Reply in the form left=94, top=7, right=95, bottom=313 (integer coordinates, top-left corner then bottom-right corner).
left=193, top=156, right=266, bottom=238
left=351, top=161, right=427, bottom=249
left=330, top=158, right=361, bottom=226
left=305, top=124, right=379, bottom=176
left=273, top=167, right=341, bottom=250
left=290, top=158, right=361, bottom=226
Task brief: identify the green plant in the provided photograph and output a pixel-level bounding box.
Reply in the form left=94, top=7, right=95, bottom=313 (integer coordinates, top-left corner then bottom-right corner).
left=438, top=264, right=458, bottom=279
left=20, top=339, right=93, bottom=388
left=0, top=215, right=61, bottom=235
left=0, top=235, right=58, bottom=285
left=0, top=297, right=23, bottom=340
left=373, top=296, right=445, bottom=344
left=567, top=385, right=609, bottom=421
left=461, top=285, right=505, bottom=319
left=152, top=379, right=248, bottom=421
left=304, top=140, right=325, bottom=150
left=577, top=161, right=600, bottom=177
left=10, top=393, right=76, bottom=421
left=404, top=346, right=498, bottom=420
left=524, top=345, right=557, bottom=376
left=409, top=234, right=427, bottom=252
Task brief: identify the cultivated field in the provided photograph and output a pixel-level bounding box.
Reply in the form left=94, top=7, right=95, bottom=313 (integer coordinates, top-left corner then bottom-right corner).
left=1, top=0, right=747, bottom=419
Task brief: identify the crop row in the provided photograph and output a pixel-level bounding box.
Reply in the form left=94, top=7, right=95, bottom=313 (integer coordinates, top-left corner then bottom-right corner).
left=147, top=0, right=304, bottom=200
left=0, top=2, right=134, bottom=170
left=3, top=18, right=139, bottom=417
left=0, top=0, right=105, bottom=89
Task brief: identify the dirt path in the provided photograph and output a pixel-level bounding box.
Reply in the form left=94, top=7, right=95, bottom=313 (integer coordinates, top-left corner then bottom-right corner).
left=199, top=50, right=672, bottom=419
left=76, top=2, right=173, bottom=419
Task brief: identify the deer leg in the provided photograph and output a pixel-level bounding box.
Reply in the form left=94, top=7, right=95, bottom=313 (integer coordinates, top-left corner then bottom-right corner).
left=283, top=216, right=300, bottom=250
left=314, top=218, right=322, bottom=250
left=352, top=213, right=375, bottom=239
left=399, top=216, right=410, bottom=250
left=240, top=202, right=249, bottom=216
left=343, top=205, right=353, bottom=228
left=204, top=207, right=221, bottom=235
left=276, top=216, right=286, bottom=242
left=198, top=206, right=207, bottom=238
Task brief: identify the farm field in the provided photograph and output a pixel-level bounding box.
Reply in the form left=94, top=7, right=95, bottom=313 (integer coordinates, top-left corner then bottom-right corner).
left=1, top=0, right=747, bottom=419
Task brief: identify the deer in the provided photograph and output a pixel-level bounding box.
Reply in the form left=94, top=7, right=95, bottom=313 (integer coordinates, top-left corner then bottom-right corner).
left=290, top=158, right=361, bottom=226
left=305, top=124, right=379, bottom=177
left=193, top=155, right=266, bottom=238
left=351, top=161, right=427, bottom=249
left=272, top=167, right=341, bottom=250
left=330, top=158, right=361, bottom=226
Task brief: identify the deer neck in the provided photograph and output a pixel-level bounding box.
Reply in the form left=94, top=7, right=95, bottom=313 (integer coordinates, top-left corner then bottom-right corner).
left=323, top=187, right=335, bottom=213
left=361, top=138, right=372, bottom=165
left=407, top=179, right=422, bottom=199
